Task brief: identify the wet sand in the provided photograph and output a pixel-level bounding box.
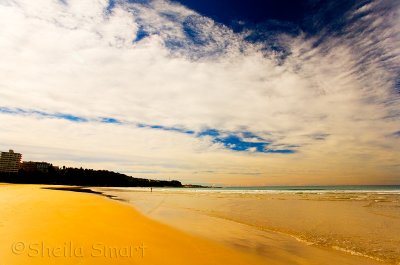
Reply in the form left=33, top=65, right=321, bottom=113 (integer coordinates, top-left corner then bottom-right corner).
left=95, top=188, right=400, bottom=265
left=0, top=184, right=270, bottom=265
left=1, top=184, right=398, bottom=264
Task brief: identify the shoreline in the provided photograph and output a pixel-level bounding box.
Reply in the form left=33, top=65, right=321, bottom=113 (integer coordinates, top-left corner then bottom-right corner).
left=42, top=185, right=398, bottom=264
left=92, top=185, right=400, bottom=194
left=1, top=184, right=398, bottom=265
left=94, top=187, right=400, bottom=265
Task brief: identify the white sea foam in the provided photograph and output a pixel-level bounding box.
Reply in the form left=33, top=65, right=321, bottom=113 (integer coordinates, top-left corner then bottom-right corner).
left=102, top=186, right=400, bottom=195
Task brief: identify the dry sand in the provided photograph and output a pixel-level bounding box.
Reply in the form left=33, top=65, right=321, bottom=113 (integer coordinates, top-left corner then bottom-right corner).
left=95, top=187, right=400, bottom=265
left=0, top=184, right=269, bottom=265
left=1, top=184, right=398, bottom=265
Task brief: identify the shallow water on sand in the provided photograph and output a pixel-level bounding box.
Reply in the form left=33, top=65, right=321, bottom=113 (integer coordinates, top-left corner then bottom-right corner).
left=96, top=188, right=400, bottom=265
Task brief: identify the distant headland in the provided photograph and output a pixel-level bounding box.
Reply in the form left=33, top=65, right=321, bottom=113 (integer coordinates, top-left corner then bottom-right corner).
left=0, top=149, right=182, bottom=187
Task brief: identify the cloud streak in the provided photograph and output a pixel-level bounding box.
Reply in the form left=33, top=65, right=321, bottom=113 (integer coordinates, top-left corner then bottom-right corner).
left=0, top=106, right=296, bottom=154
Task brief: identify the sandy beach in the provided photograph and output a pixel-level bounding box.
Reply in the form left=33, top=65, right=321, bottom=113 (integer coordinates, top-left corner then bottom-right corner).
left=96, top=187, right=400, bottom=265
left=1, top=184, right=399, bottom=265
left=1, top=1, right=399, bottom=264
left=0, top=184, right=268, bottom=265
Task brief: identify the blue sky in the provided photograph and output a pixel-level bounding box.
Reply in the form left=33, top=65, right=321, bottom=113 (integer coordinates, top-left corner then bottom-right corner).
left=170, top=0, right=353, bottom=33
left=0, top=0, right=399, bottom=185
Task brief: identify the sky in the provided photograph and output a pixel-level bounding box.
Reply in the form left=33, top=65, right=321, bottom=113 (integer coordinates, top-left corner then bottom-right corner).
left=0, top=0, right=399, bottom=186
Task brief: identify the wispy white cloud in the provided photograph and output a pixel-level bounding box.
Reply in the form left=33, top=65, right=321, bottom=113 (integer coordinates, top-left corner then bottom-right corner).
left=0, top=0, right=399, bottom=185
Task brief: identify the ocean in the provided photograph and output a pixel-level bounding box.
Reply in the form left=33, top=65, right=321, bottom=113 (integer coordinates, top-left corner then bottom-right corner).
left=94, top=184, right=400, bottom=264
left=111, top=185, right=400, bottom=194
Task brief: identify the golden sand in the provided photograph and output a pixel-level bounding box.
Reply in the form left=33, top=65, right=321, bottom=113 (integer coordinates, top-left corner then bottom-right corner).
left=95, top=188, right=400, bottom=265
left=0, top=184, right=269, bottom=265
left=1, top=184, right=398, bottom=265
